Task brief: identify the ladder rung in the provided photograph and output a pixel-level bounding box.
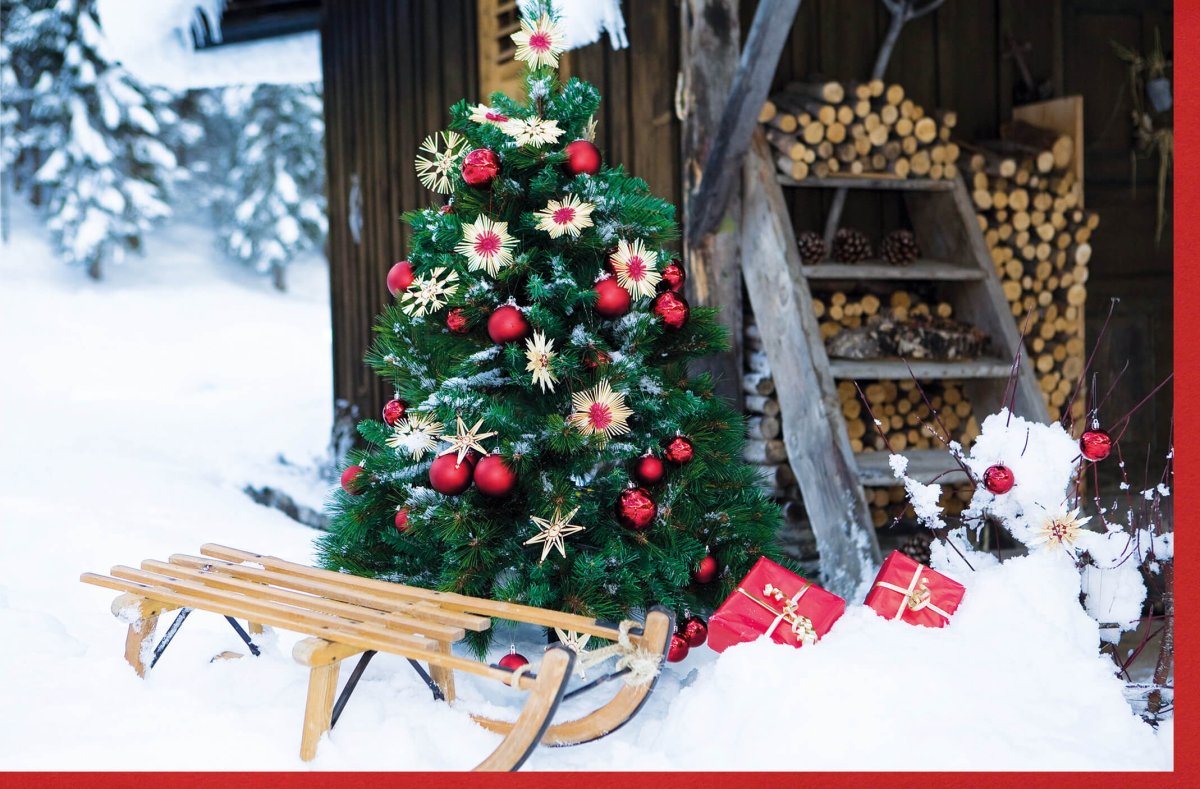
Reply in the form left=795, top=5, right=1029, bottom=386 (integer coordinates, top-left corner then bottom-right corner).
left=828, top=358, right=1014, bottom=380
left=855, top=449, right=971, bottom=487
left=777, top=174, right=955, bottom=191
left=802, top=260, right=984, bottom=282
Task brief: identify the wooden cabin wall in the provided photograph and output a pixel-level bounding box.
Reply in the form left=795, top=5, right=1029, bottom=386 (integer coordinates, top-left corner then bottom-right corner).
left=760, top=0, right=1174, bottom=459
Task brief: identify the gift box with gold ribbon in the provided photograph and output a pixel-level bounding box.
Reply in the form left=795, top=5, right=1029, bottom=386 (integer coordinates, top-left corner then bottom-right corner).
left=865, top=550, right=965, bottom=628
left=708, top=557, right=846, bottom=652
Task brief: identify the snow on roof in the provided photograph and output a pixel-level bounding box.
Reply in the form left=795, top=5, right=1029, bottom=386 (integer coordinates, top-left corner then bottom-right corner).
left=95, top=0, right=627, bottom=91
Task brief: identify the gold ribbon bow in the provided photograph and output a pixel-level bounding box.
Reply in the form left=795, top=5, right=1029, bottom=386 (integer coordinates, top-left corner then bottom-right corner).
left=874, top=566, right=953, bottom=621
left=735, top=580, right=818, bottom=645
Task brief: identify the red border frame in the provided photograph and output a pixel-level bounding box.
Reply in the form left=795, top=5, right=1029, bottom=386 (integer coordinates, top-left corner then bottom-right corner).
left=5, top=3, right=1194, bottom=786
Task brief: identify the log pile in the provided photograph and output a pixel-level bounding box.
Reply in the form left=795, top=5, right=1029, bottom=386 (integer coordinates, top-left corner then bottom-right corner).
left=866, top=484, right=975, bottom=529
left=835, top=378, right=980, bottom=455
left=966, top=123, right=1097, bottom=422
left=759, top=79, right=960, bottom=181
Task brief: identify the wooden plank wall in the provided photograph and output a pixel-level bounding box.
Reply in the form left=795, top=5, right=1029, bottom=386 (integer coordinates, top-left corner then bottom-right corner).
left=758, top=0, right=1174, bottom=461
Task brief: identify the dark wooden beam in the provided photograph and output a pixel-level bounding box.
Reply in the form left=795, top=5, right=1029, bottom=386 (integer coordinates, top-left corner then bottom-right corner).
left=685, top=0, right=802, bottom=247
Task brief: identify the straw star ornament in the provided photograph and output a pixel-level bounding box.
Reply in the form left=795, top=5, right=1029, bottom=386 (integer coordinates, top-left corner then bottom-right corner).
left=414, top=131, right=466, bottom=194
left=385, top=412, right=445, bottom=460
left=534, top=194, right=595, bottom=239
left=524, top=330, right=559, bottom=393
left=568, top=379, right=633, bottom=441
left=525, top=506, right=586, bottom=563
left=510, top=13, right=565, bottom=69
left=455, top=215, right=518, bottom=277
left=399, top=267, right=459, bottom=317
left=610, top=239, right=661, bottom=299
left=1031, top=508, right=1091, bottom=553
left=501, top=116, right=563, bottom=148
left=439, top=415, right=498, bottom=465
left=468, top=103, right=510, bottom=126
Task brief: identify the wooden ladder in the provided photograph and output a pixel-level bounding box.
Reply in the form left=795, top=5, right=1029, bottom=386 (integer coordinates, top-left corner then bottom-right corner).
left=741, top=131, right=1048, bottom=596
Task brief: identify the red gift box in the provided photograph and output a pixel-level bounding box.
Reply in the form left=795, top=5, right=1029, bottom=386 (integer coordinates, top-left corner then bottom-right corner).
left=708, top=557, right=846, bottom=652
left=865, top=550, right=965, bottom=628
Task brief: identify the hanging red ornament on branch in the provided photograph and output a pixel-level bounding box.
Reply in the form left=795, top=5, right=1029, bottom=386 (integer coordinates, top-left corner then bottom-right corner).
left=382, top=398, right=408, bottom=426
left=563, top=139, right=601, bottom=176
left=487, top=304, right=531, bottom=344
left=1080, top=428, right=1112, bottom=462
left=446, top=307, right=470, bottom=334
left=593, top=276, right=631, bottom=319
left=667, top=634, right=690, bottom=663
left=615, top=487, right=657, bottom=531
left=394, top=507, right=411, bottom=533
left=651, top=290, right=689, bottom=330
left=583, top=346, right=611, bottom=370
left=387, top=261, right=415, bottom=295
left=429, top=453, right=474, bottom=495
left=340, top=465, right=367, bottom=495
left=680, top=615, right=708, bottom=648
left=461, top=148, right=500, bottom=187
left=474, top=455, right=517, bottom=497
left=633, top=454, right=665, bottom=486
left=498, top=648, right=529, bottom=671
left=983, top=464, right=1014, bottom=494
left=663, top=435, right=695, bottom=464
left=692, top=555, right=718, bottom=584
left=659, top=262, right=686, bottom=294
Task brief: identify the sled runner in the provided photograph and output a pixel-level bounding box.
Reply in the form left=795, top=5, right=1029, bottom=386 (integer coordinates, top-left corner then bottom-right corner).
left=80, top=544, right=673, bottom=770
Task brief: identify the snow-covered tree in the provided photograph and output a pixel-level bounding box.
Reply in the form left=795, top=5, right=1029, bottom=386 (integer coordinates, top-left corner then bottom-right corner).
left=215, top=82, right=326, bottom=291
left=5, top=0, right=183, bottom=279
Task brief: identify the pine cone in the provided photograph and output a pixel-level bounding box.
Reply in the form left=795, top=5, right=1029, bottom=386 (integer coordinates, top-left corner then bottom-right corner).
left=796, top=231, right=827, bottom=265
left=832, top=228, right=873, bottom=263
left=880, top=229, right=920, bottom=266
left=900, top=532, right=933, bottom=566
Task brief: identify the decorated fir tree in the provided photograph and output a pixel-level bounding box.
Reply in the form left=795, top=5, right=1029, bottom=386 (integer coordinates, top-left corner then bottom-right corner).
left=319, top=4, right=782, bottom=653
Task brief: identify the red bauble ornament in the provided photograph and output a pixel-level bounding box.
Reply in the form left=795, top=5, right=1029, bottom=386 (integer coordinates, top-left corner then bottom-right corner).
left=498, top=650, right=529, bottom=671
left=652, top=290, right=689, bottom=330
left=461, top=148, right=500, bottom=187
left=446, top=307, right=470, bottom=334
left=692, top=555, right=718, bottom=584
left=382, top=398, right=408, bottom=426
left=593, top=276, right=631, bottom=319
left=474, top=455, right=517, bottom=497
left=394, top=507, right=411, bottom=534
left=663, top=435, right=695, bottom=465
left=386, top=261, right=415, bottom=295
left=340, top=465, right=366, bottom=495
left=983, top=464, right=1014, bottom=494
left=615, top=487, right=657, bottom=531
left=429, top=453, right=474, bottom=495
left=583, top=347, right=611, bottom=370
left=438, top=202, right=454, bottom=215
left=563, top=139, right=602, bottom=176
left=633, top=454, right=665, bottom=486
left=659, top=263, right=686, bottom=294
left=680, top=615, right=708, bottom=648
left=667, top=634, right=690, bottom=663
left=1080, top=429, right=1112, bottom=462
left=487, top=305, right=531, bottom=344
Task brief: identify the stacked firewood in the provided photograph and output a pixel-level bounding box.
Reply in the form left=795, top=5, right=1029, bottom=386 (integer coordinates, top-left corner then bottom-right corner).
left=867, top=485, right=975, bottom=529
left=966, top=121, right=1098, bottom=422
left=760, top=79, right=960, bottom=180
left=835, top=378, right=980, bottom=455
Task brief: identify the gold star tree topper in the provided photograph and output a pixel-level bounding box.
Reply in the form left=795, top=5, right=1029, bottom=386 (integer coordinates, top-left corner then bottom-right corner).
left=524, top=505, right=585, bottom=563
left=439, top=415, right=498, bottom=465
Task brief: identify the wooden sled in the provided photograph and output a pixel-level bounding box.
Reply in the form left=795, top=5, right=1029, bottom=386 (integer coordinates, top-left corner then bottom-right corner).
left=80, top=544, right=673, bottom=770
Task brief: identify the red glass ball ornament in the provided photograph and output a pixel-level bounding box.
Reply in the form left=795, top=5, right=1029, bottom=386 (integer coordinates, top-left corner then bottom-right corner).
left=340, top=465, right=366, bottom=495
left=438, top=202, right=454, bottom=215
left=593, top=276, right=631, bottom=319
left=983, top=464, right=1015, bottom=494
left=382, top=398, right=408, bottom=426
left=692, top=555, right=718, bottom=584
left=652, top=290, right=690, bottom=330
left=394, top=507, right=411, bottom=534
left=660, top=262, right=686, bottom=294
left=429, top=453, right=474, bottom=496
left=663, top=435, right=695, bottom=465
left=583, top=347, right=611, bottom=370
left=563, top=139, right=602, bottom=176
left=461, top=148, right=500, bottom=187
left=386, top=261, right=415, bottom=296
left=498, top=651, right=529, bottom=671
left=680, top=615, right=708, bottom=648
left=667, top=634, right=690, bottom=663
left=473, top=455, right=517, bottom=497
left=616, top=487, right=657, bottom=531
left=633, top=454, right=665, bottom=486
left=1080, top=429, right=1112, bottom=462
left=487, top=304, right=531, bottom=344
left=446, top=307, right=470, bottom=334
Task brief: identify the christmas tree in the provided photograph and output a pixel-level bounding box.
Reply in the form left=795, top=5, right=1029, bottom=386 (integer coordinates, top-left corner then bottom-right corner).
left=215, top=82, right=327, bottom=291
left=319, top=3, right=781, bottom=653
left=4, top=0, right=183, bottom=279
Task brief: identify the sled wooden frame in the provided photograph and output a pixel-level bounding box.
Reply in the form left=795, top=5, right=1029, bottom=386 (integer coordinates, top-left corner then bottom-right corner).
left=80, top=544, right=675, bottom=770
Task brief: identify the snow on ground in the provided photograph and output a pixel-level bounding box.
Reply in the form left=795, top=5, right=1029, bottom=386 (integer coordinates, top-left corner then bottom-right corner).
left=0, top=205, right=1172, bottom=770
